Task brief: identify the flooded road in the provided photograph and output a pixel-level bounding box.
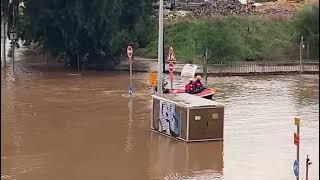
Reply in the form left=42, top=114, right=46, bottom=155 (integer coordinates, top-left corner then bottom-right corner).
left=1, top=52, right=319, bottom=180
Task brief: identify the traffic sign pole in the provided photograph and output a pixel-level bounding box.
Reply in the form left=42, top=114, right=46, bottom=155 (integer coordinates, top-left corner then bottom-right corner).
left=170, top=74, right=173, bottom=90
left=12, top=40, right=15, bottom=72
left=296, top=122, right=300, bottom=180
left=127, top=46, right=133, bottom=97
left=306, top=155, right=312, bottom=180
left=168, top=62, right=174, bottom=91
left=129, top=56, right=132, bottom=96
left=294, top=117, right=300, bottom=180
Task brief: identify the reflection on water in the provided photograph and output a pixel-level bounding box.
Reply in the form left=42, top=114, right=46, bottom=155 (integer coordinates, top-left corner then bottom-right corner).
left=149, top=134, right=223, bottom=180
left=125, top=98, right=134, bottom=153
left=1, top=51, right=319, bottom=180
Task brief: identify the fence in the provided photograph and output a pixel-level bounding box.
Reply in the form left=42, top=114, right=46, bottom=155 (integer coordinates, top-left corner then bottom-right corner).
left=205, top=60, right=319, bottom=75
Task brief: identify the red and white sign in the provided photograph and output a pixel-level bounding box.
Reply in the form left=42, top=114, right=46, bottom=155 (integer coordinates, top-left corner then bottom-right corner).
left=169, top=46, right=173, bottom=54
left=127, top=46, right=133, bottom=59
left=167, top=46, right=176, bottom=63
left=294, top=132, right=299, bottom=145
left=169, top=62, right=174, bottom=73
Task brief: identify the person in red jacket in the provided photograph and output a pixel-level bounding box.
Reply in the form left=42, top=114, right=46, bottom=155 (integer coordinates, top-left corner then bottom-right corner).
left=192, top=75, right=204, bottom=93
left=185, top=78, right=194, bottom=94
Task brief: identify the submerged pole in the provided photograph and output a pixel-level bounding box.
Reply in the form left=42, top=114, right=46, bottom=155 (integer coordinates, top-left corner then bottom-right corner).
left=157, top=0, right=164, bottom=94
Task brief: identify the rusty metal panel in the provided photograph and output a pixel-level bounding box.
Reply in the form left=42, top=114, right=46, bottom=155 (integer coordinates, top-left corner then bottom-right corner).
left=188, top=107, right=224, bottom=140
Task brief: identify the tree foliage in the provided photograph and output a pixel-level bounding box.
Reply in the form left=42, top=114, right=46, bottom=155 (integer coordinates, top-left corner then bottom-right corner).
left=144, top=6, right=320, bottom=63
left=144, top=16, right=295, bottom=63
left=293, top=4, right=319, bottom=59
left=10, top=0, right=155, bottom=69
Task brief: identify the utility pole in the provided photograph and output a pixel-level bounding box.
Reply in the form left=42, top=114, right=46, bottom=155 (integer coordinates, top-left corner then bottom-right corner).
left=157, top=0, right=164, bottom=94
left=163, top=31, right=165, bottom=73
left=12, top=5, right=16, bottom=72
left=1, top=12, right=7, bottom=68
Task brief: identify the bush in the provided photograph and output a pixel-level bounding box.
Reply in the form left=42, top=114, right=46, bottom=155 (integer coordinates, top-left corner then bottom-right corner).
left=293, top=4, right=319, bottom=59
left=144, top=16, right=296, bottom=63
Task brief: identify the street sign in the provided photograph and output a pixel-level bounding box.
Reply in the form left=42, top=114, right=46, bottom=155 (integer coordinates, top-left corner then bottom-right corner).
left=294, top=132, right=299, bottom=145
left=293, top=160, right=299, bottom=177
left=167, top=46, right=176, bottom=63
left=295, top=117, right=300, bottom=126
left=169, top=62, right=174, bottom=73
left=9, top=32, right=18, bottom=40
left=128, top=86, right=133, bottom=96
left=169, top=46, right=173, bottom=54
left=149, top=71, right=157, bottom=87
left=127, top=46, right=133, bottom=59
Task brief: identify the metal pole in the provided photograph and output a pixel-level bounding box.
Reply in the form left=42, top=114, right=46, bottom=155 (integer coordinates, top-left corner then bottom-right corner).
left=204, top=48, right=208, bottom=86
left=77, top=54, right=80, bottom=72
left=130, top=56, right=133, bottom=94
left=306, top=43, right=309, bottom=61
left=12, top=40, right=15, bottom=72
left=4, top=21, right=7, bottom=68
left=1, top=15, right=7, bottom=68
left=46, top=51, right=48, bottom=68
left=162, top=31, right=165, bottom=73
left=306, top=155, right=312, bottom=180
left=296, top=123, right=300, bottom=180
left=12, top=5, right=15, bottom=72
left=299, top=36, right=303, bottom=75
left=306, top=155, right=309, bottom=180
left=157, top=0, right=164, bottom=94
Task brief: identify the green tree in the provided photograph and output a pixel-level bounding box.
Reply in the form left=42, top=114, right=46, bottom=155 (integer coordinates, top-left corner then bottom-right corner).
left=16, top=0, right=155, bottom=69
left=293, top=5, right=319, bottom=59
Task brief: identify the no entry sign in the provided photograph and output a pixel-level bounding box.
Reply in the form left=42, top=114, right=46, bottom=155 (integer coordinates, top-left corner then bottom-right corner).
left=169, top=62, right=174, bottom=73
left=294, top=132, right=299, bottom=145
left=127, top=46, right=133, bottom=59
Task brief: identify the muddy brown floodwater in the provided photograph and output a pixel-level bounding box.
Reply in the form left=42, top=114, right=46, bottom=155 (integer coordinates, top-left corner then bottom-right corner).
left=1, top=48, right=319, bottom=180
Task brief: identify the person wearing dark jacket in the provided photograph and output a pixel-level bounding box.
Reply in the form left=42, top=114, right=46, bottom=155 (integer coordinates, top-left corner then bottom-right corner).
left=185, top=78, right=194, bottom=94
left=192, top=75, right=205, bottom=93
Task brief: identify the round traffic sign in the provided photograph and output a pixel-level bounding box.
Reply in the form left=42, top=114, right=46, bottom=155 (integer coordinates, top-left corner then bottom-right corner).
left=293, top=160, right=299, bottom=177
left=169, top=62, right=174, bottom=73
left=127, top=46, right=133, bottom=58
